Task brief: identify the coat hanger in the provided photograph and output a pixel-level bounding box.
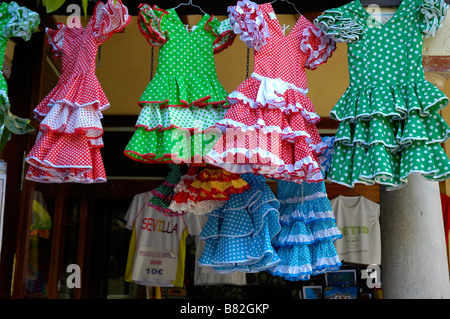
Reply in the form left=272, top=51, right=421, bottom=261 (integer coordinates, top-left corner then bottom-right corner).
left=270, top=0, right=301, bottom=15
left=172, top=0, right=207, bottom=15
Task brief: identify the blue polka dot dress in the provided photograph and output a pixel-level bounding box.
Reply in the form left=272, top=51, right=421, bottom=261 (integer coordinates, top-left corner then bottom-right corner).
left=198, top=173, right=281, bottom=272
left=270, top=180, right=342, bottom=281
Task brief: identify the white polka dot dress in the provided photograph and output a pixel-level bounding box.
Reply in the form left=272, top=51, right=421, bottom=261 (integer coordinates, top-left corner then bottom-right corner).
left=315, top=0, right=450, bottom=190
left=205, top=1, right=336, bottom=184
left=25, top=0, right=131, bottom=183
left=270, top=180, right=342, bottom=281
left=198, top=173, right=281, bottom=273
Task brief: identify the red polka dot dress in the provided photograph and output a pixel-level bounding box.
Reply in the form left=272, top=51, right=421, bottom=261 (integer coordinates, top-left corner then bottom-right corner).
left=205, top=1, right=336, bottom=183
left=25, top=0, right=131, bottom=183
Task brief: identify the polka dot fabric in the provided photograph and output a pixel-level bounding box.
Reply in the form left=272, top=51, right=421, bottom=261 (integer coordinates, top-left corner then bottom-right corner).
left=168, top=166, right=251, bottom=215
left=314, top=0, right=450, bottom=190
left=0, top=2, right=39, bottom=138
left=147, top=164, right=183, bottom=217
left=124, top=4, right=236, bottom=165
left=25, top=0, right=131, bottom=184
left=270, top=180, right=342, bottom=281
left=198, top=173, right=281, bottom=273
left=205, top=1, right=336, bottom=184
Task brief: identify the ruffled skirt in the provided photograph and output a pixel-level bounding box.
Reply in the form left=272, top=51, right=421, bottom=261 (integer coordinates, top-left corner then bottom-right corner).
left=328, top=82, right=450, bottom=189
left=25, top=73, right=108, bottom=183
left=124, top=73, right=230, bottom=165
left=205, top=73, right=326, bottom=183
left=269, top=180, right=342, bottom=281
left=168, top=166, right=251, bottom=215
left=198, top=173, right=281, bottom=273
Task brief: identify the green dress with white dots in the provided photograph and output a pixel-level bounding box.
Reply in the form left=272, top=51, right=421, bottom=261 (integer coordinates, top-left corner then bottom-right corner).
left=315, top=0, right=450, bottom=190
left=124, top=4, right=235, bottom=165
left=0, top=2, right=40, bottom=150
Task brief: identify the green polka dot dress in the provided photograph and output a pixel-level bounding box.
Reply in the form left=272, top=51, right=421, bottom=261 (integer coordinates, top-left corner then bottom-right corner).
left=124, top=4, right=235, bottom=165
left=315, top=0, right=450, bottom=190
left=0, top=2, right=39, bottom=148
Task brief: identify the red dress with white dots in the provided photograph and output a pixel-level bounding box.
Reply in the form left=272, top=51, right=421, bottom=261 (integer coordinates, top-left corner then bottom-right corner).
left=25, top=0, right=131, bottom=183
left=205, top=1, right=336, bottom=183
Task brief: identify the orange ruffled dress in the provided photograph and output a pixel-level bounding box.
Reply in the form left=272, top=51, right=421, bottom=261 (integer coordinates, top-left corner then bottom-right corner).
left=168, top=166, right=251, bottom=215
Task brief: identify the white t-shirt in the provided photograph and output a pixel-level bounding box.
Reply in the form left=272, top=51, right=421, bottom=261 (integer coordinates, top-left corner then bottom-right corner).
left=330, top=195, right=381, bottom=265
left=125, top=191, right=203, bottom=287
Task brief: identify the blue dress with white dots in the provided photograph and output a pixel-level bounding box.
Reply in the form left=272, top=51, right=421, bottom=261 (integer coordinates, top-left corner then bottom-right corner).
left=198, top=173, right=281, bottom=272
left=269, top=179, right=342, bottom=281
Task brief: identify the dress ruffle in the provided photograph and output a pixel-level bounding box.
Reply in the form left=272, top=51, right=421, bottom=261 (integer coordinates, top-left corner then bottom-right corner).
left=206, top=17, right=236, bottom=54
left=137, top=4, right=169, bottom=46
left=2, top=1, right=40, bottom=41
left=26, top=131, right=106, bottom=183
left=124, top=126, right=222, bottom=164
left=138, top=73, right=229, bottom=109
left=206, top=71, right=327, bottom=183
left=269, top=180, right=342, bottom=281
left=419, top=0, right=449, bottom=38
left=313, top=5, right=364, bottom=43
left=198, top=173, right=281, bottom=273
left=147, top=164, right=183, bottom=216
left=328, top=82, right=450, bottom=189
left=300, top=25, right=336, bottom=70
left=227, top=0, right=270, bottom=51
left=92, top=0, right=131, bottom=43
left=168, top=166, right=250, bottom=215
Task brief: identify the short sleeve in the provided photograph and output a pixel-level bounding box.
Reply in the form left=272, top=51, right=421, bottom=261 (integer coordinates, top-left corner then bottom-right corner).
left=125, top=192, right=148, bottom=230
left=314, top=4, right=364, bottom=43
left=205, top=17, right=236, bottom=54
left=227, top=0, right=270, bottom=51
left=3, top=2, right=40, bottom=41
left=137, top=4, right=169, bottom=47
left=419, top=0, right=449, bottom=38
left=300, top=23, right=336, bottom=70
left=46, top=23, right=65, bottom=57
left=92, top=0, right=131, bottom=43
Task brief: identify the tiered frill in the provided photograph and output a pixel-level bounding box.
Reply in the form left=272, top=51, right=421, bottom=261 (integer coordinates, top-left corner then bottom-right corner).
left=25, top=0, right=131, bottom=183
left=168, top=166, right=251, bottom=215
left=147, top=163, right=183, bottom=217
left=270, top=180, right=342, bottom=281
left=314, top=0, right=450, bottom=190
left=205, top=0, right=335, bottom=183
left=0, top=2, right=40, bottom=148
left=124, top=4, right=235, bottom=165
left=198, top=173, right=281, bottom=272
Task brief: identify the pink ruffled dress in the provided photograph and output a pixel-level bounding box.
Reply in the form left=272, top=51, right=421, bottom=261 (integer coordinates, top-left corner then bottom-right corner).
left=205, top=0, right=336, bottom=183
left=25, top=0, right=131, bottom=183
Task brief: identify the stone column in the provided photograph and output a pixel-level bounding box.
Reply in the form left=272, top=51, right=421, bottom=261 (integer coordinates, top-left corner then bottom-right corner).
left=380, top=20, right=450, bottom=298
left=380, top=174, right=450, bottom=299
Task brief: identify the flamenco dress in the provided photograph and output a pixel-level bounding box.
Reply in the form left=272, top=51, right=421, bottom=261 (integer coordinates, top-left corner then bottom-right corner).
left=205, top=0, right=336, bottom=183
left=168, top=165, right=251, bottom=215
left=124, top=4, right=235, bottom=165
left=315, top=0, right=450, bottom=189
left=25, top=0, right=131, bottom=183
left=270, top=179, right=342, bottom=281
left=198, top=173, right=281, bottom=273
